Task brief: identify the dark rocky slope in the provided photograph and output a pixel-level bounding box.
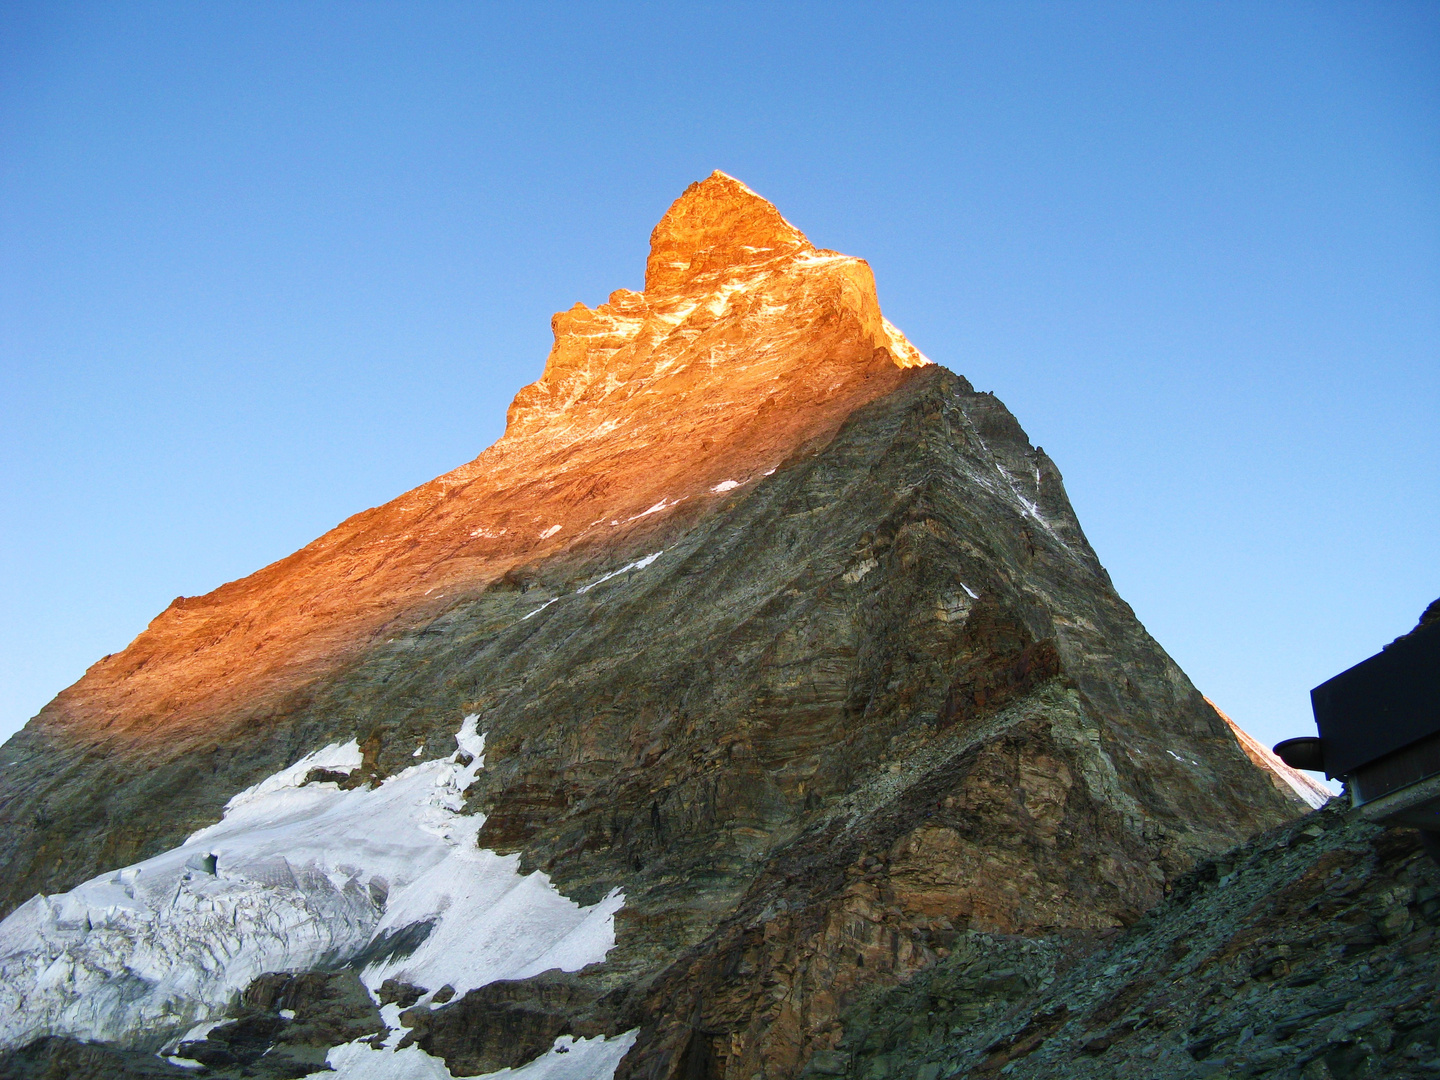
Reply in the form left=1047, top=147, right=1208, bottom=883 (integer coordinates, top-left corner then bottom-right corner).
left=0, top=175, right=1307, bottom=1079
left=832, top=797, right=1440, bottom=1080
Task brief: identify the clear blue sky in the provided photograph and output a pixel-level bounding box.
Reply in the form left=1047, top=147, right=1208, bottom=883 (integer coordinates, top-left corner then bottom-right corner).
left=1, top=2, right=1436, bottom=763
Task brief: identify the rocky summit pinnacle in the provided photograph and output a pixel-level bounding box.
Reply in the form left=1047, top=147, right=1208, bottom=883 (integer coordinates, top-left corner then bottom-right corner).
left=645, top=171, right=813, bottom=294
left=0, top=175, right=1319, bottom=1080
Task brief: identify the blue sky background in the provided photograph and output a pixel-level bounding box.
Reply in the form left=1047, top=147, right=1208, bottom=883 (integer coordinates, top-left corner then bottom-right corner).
left=1, top=2, right=1436, bottom=768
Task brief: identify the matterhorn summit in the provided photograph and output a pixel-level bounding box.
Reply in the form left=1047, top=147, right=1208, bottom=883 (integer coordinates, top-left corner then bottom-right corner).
left=0, top=174, right=1310, bottom=1080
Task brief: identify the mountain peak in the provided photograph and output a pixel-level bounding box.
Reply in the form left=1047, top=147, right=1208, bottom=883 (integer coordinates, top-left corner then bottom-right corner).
left=644, top=171, right=812, bottom=294
left=0, top=172, right=1315, bottom=1080
left=504, top=173, right=927, bottom=441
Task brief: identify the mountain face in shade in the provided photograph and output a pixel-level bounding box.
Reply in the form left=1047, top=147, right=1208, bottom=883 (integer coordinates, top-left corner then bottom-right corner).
left=0, top=173, right=1308, bottom=1080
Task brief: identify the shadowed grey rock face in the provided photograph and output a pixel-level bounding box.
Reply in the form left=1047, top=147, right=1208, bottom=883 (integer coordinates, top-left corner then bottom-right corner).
left=833, top=798, right=1440, bottom=1080
left=0, top=363, right=1301, bottom=1079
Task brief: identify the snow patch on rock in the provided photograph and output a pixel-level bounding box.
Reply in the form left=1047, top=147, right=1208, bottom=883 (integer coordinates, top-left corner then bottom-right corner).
left=576, top=552, right=663, bottom=595
left=626, top=496, right=683, bottom=521
left=479, top=1032, right=639, bottom=1080
left=518, top=551, right=665, bottom=625
left=522, top=597, right=558, bottom=620
left=309, top=1029, right=639, bottom=1080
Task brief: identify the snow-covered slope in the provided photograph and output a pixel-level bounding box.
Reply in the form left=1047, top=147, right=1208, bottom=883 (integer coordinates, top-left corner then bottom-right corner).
left=0, top=716, right=623, bottom=1059
left=315, top=1025, right=637, bottom=1080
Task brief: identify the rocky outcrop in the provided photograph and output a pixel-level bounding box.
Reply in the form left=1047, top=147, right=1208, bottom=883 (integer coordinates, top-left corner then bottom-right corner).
left=175, top=971, right=384, bottom=1078
left=0, top=174, right=1306, bottom=1079
left=396, top=972, right=598, bottom=1075
left=832, top=799, right=1440, bottom=1080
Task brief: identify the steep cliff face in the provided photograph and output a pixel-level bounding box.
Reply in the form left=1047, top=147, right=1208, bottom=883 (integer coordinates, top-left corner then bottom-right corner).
left=0, top=173, right=1306, bottom=1079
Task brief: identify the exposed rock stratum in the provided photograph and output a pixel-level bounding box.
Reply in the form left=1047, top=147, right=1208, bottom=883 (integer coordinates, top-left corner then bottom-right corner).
left=0, top=173, right=1318, bottom=1080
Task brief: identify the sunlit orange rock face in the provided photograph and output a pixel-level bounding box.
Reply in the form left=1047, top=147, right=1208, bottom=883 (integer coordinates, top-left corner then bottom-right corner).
left=40, top=171, right=924, bottom=751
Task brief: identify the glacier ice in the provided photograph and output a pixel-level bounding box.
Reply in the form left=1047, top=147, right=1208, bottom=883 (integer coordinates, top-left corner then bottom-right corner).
left=0, top=714, right=623, bottom=1060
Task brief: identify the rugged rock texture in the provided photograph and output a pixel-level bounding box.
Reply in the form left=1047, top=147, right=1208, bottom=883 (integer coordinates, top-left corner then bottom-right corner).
left=833, top=799, right=1440, bottom=1080
left=396, top=972, right=598, bottom=1074
left=0, top=173, right=1307, bottom=1078
left=1, top=971, right=384, bottom=1080
left=173, top=971, right=384, bottom=1078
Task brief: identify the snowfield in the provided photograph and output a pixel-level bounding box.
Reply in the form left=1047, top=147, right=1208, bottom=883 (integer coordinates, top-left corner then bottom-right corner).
left=0, top=715, right=630, bottom=1079
left=315, top=1026, right=637, bottom=1080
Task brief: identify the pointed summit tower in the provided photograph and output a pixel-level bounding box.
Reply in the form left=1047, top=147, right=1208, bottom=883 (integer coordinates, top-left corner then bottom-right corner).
left=0, top=176, right=1306, bottom=1080
left=645, top=171, right=812, bottom=293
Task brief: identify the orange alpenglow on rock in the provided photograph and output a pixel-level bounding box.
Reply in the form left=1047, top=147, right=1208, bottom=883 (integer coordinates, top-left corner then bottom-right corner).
left=644, top=169, right=814, bottom=293
left=27, top=171, right=927, bottom=746
left=507, top=170, right=927, bottom=437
